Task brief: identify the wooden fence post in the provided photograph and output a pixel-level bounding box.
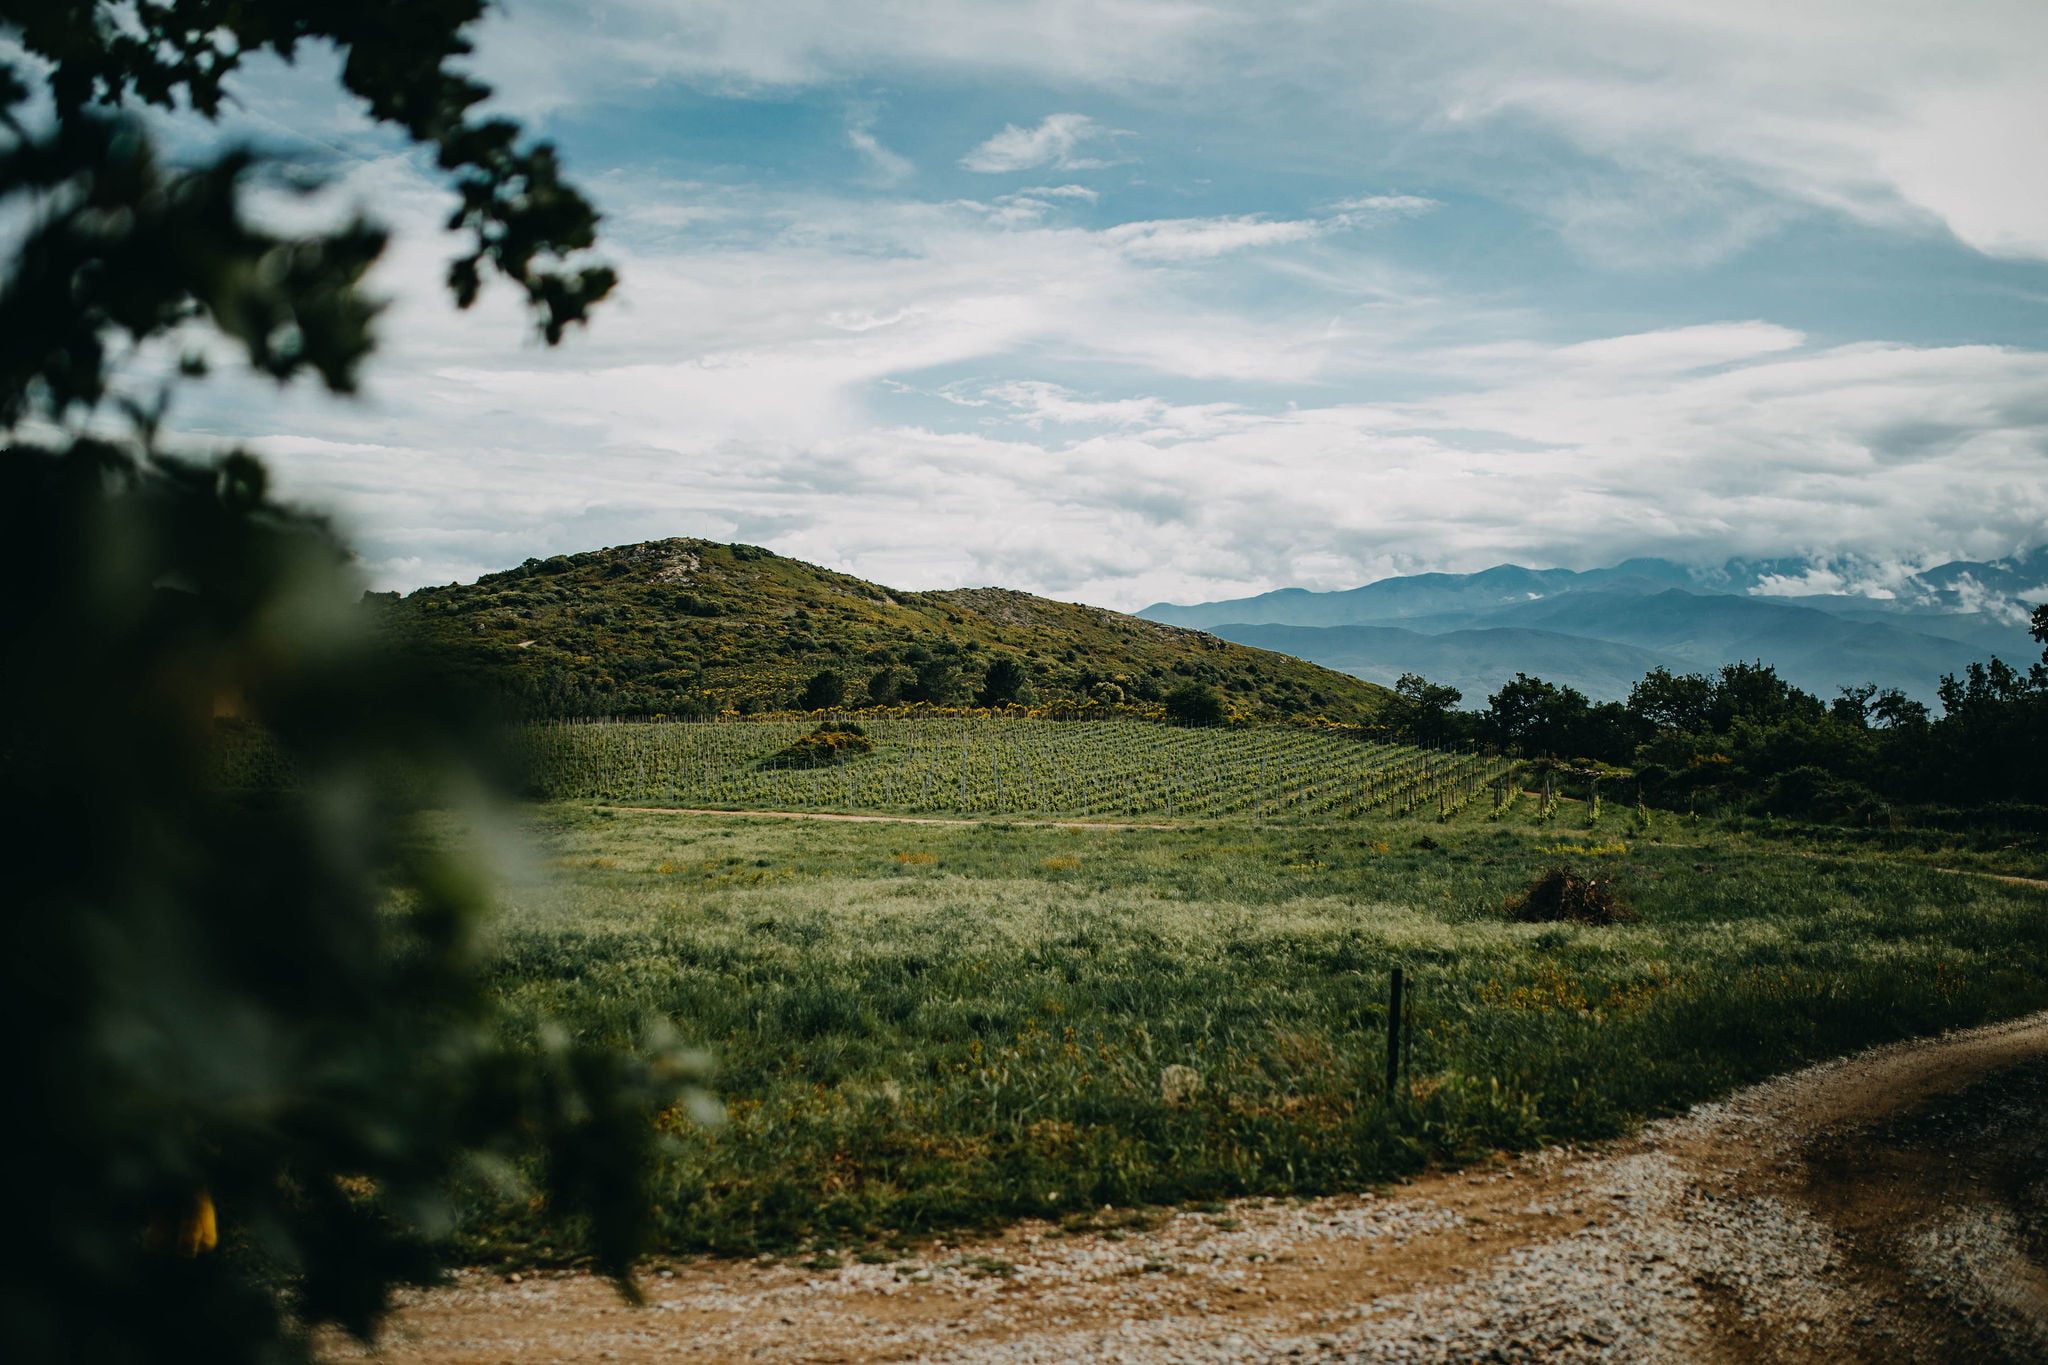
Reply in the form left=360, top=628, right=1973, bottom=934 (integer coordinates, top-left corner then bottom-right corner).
left=1386, top=967, right=1405, bottom=1097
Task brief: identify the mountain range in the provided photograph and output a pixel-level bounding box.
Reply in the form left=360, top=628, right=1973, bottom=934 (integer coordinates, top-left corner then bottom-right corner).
left=1139, top=553, right=2048, bottom=706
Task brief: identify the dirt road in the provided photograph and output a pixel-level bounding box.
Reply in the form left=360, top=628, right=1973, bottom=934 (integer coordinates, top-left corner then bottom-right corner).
left=603, top=806, right=1183, bottom=831
left=331, top=1012, right=2048, bottom=1364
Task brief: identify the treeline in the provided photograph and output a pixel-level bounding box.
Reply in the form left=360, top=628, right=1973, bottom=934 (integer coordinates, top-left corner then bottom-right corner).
left=473, top=638, right=1233, bottom=725
left=1382, top=608, right=2048, bottom=822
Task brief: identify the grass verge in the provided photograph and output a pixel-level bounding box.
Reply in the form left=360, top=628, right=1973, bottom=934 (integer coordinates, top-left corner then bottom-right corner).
left=455, top=805, right=2048, bottom=1261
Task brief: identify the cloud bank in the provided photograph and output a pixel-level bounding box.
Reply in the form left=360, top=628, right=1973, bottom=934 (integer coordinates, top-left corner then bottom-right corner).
left=133, top=0, right=2046, bottom=612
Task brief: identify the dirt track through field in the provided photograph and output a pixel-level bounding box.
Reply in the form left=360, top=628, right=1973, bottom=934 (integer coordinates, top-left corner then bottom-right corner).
left=603, top=806, right=1183, bottom=830
left=330, top=1011, right=2048, bottom=1365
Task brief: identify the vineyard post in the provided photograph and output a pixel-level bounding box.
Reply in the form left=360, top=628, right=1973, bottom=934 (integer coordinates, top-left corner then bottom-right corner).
left=1403, top=973, right=1417, bottom=1082
left=1385, top=967, right=1405, bottom=1097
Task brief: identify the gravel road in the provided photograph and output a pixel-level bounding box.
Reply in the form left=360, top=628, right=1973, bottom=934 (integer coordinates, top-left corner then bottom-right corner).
left=329, top=1011, right=2048, bottom=1365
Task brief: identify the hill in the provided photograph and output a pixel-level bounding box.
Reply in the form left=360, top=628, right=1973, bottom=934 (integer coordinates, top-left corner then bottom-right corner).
left=377, top=538, right=1394, bottom=722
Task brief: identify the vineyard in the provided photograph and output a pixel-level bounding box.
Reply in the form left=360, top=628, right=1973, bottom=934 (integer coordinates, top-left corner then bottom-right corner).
left=519, top=718, right=1515, bottom=820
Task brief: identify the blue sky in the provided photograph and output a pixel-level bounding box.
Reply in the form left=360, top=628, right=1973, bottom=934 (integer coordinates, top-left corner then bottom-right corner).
left=149, top=0, right=2048, bottom=608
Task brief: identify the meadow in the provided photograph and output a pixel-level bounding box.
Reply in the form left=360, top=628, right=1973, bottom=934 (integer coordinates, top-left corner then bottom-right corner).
left=458, top=800, right=2048, bottom=1264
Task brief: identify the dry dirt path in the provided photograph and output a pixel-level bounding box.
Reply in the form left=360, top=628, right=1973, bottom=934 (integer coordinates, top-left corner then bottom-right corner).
left=602, top=806, right=1183, bottom=831
left=332, top=1012, right=2048, bottom=1365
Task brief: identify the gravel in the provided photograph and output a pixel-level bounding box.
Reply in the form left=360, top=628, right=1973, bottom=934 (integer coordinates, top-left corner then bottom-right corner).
left=332, top=1011, right=2048, bottom=1365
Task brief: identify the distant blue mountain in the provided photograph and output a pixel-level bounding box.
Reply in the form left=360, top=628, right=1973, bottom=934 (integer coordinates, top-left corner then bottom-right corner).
left=1206, top=623, right=1680, bottom=704
left=1140, top=554, right=2044, bottom=705
left=1141, top=560, right=1696, bottom=630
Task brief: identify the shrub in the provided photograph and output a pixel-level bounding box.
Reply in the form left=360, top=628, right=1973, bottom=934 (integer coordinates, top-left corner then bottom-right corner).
left=1503, top=867, right=1639, bottom=926
left=770, top=723, right=875, bottom=768
left=867, top=666, right=906, bottom=704
left=1165, top=681, right=1226, bottom=726
left=800, top=669, right=846, bottom=711
left=977, top=656, right=1029, bottom=708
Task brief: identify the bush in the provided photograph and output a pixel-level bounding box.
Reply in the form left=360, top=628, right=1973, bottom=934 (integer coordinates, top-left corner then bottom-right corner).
left=1762, top=764, right=1879, bottom=823
left=770, top=723, right=875, bottom=768
left=1503, top=867, right=1639, bottom=925
left=1165, top=681, right=1226, bottom=726
left=800, top=669, right=846, bottom=710
left=978, top=656, right=1029, bottom=707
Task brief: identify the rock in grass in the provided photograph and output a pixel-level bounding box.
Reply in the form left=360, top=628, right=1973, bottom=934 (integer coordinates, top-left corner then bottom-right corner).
left=1160, top=1064, right=1203, bottom=1105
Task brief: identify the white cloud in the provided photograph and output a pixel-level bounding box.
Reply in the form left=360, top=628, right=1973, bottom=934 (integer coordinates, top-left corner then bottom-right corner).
left=449, top=1, right=2046, bottom=264
left=132, top=70, right=2048, bottom=607
left=1018, top=184, right=1100, bottom=202
left=1103, top=214, right=1324, bottom=260
left=1414, top=0, right=2048, bottom=259
left=846, top=121, right=914, bottom=184
left=977, top=380, right=1247, bottom=437
left=1328, top=194, right=1441, bottom=222
left=960, top=112, right=1117, bottom=173
left=188, top=158, right=2048, bottom=605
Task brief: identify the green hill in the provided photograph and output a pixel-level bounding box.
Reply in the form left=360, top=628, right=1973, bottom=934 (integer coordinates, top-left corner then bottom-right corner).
left=374, top=538, right=1393, bottom=723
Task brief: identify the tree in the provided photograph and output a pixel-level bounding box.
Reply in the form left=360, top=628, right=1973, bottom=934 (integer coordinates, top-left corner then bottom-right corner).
left=1869, top=687, right=1930, bottom=730
left=1627, top=667, right=1715, bottom=734
left=1, top=7, right=692, bottom=1362
left=1830, top=683, right=1878, bottom=729
left=800, top=668, right=846, bottom=711
left=1709, top=661, right=1820, bottom=731
left=905, top=655, right=965, bottom=705
left=1386, top=672, right=1463, bottom=744
left=1165, top=681, right=1227, bottom=726
left=977, top=655, right=1029, bottom=707
left=866, top=664, right=906, bottom=704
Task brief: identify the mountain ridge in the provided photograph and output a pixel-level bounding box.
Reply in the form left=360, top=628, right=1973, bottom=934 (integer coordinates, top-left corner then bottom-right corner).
left=1140, top=554, right=2043, bottom=705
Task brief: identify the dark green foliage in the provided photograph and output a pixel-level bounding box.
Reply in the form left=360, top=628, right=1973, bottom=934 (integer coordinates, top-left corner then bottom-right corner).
left=1385, top=672, right=1463, bottom=744
left=1165, top=681, right=1226, bottom=726
left=1628, top=666, right=1715, bottom=733
left=905, top=654, right=965, bottom=705
left=0, top=6, right=673, bottom=1359
left=1481, top=672, right=1633, bottom=758
left=800, top=668, right=846, bottom=711
left=7, top=0, right=616, bottom=345
left=868, top=665, right=907, bottom=705
left=1, top=444, right=698, bottom=1361
left=977, top=655, right=1030, bottom=707
left=0, top=120, right=386, bottom=421
left=1388, top=649, right=2048, bottom=823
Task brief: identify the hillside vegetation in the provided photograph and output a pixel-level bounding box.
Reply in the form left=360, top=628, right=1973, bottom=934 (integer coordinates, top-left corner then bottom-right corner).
left=378, top=539, right=1392, bottom=723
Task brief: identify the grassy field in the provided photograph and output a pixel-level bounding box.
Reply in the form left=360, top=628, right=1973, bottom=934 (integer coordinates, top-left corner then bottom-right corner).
left=455, top=802, right=2048, bottom=1263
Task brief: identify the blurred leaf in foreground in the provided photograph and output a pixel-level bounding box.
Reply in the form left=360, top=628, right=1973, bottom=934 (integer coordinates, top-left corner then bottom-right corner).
left=0, top=3, right=696, bottom=1360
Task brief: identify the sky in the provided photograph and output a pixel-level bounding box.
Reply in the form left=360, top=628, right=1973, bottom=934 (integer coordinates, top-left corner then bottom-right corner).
left=142, top=0, right=2048, bottom=609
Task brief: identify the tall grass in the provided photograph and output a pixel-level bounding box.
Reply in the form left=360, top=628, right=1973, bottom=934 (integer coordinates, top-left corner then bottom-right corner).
left=455, top=808, right=2048, bottom=1259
